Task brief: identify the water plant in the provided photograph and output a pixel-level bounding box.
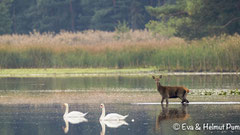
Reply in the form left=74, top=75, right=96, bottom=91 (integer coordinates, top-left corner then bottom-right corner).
left=218, top=91, right=227, bottom=96
left=230, top=89, right=240, bottom=95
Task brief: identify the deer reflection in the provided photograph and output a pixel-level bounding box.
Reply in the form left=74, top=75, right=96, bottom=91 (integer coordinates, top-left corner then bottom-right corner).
left=63, top=116, right=88, bottom=134
left=155, top=104, right=190, bottom=132
left=100, top=120, right=128, bottom=135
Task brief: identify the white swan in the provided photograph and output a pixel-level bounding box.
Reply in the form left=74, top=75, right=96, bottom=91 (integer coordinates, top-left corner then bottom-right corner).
left=63, top=103, right=88, bottom=118
left=99, top=103, right=128, bottom=121
left=64, top=116, right=88, bottom=124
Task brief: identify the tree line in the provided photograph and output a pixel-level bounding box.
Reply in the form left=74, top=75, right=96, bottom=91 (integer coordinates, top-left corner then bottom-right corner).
left=0, top=0, right=239, bottom=39
left=0, top=0, right=157, bottom=34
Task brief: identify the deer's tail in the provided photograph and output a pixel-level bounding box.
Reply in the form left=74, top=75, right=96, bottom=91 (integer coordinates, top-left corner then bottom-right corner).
left=184, top=87, right=190, bottom=93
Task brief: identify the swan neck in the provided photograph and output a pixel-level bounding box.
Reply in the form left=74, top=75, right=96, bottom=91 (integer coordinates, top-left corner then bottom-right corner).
left=100, top=107, right=105, bottom=120
left=64, top=104, right=69, bottom=116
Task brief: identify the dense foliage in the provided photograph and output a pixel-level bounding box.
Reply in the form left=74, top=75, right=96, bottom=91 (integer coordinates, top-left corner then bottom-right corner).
left=146, top=0, right=240, bottom=39
left=0, top=0, right=239, bottom=39
left=0, top=0, right=155, bottom=34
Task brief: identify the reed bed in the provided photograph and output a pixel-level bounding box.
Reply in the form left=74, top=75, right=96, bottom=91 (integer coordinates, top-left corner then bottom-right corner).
left=0, top=30, right=239, bottom=72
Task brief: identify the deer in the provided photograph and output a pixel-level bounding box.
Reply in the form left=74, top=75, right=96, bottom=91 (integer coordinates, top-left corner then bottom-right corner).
left=152, top=75, right=190, bottom=104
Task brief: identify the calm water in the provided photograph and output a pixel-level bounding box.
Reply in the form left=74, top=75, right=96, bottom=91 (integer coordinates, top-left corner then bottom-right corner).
left=0, top=75, right=239, bottom=91
left=0, top=103, right=240, bottom=135
left=0, top=74, right=240, bottom=135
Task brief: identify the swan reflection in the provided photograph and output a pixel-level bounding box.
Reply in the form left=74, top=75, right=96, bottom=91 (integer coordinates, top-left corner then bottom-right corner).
left=100, top=120, right=128, bottom=135
left=155, top=104, right=190, bottom=132
left=63, top=115, right=88, bottom=133
left=102, top=120, right=128, bottom=128
left=62, top=103, right=88, bottom=134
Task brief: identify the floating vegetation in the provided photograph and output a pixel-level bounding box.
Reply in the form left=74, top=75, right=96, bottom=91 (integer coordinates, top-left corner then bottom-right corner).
left=230, top=89, right=240, bottom=95
left=218, top=91, right=227, bottom=96
left=204, top=91, right=214, bottom=96
left=195, top=89, right=240, bottom=96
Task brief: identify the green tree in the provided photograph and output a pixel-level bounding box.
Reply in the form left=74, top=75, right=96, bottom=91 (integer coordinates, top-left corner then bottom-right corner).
left=0, top=0, right=13, bottom=34
left=129, top=0, right=150, bottom=29
left=112, top=0, right=152, bottom=30
left=1, top=0, right=159, bottom=34
left=89, top=0, right=115, bottom=30
left=11, top=0, right=35, bottom=33
left=26, top=0, right=75, bottom=33
left=177, top=0, right=240, bottom=39
left=146, top=0, right=240, bottom=39
left=75, top=0, right=94, bottom=30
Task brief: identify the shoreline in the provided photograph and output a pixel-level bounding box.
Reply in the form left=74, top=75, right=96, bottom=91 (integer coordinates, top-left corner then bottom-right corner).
left=0, top=68, right=239, bottom=77
left=0, top=91, right=239, bottom=105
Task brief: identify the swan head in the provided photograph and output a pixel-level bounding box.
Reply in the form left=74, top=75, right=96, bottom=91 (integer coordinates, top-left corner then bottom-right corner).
left=63, top=103, right=68, bottom=107
left=100, top=103, right=105, bottom=109
left=63, top=103, right=69, bottom=112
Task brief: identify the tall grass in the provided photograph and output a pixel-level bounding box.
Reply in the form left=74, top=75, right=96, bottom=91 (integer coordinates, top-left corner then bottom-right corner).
left=0, top=30, right=239, bottom=71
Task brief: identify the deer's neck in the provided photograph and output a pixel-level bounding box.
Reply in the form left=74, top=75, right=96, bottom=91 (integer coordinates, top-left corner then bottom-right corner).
left=157, top=82, right=164, bottom=92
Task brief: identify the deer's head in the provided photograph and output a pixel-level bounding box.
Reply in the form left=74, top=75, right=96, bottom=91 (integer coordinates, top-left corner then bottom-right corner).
left=152, top=75, right=162, bottom=83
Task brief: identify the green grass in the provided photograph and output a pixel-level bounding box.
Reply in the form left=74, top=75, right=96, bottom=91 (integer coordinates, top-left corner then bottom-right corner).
left=0, top=68, right=158, bottom=77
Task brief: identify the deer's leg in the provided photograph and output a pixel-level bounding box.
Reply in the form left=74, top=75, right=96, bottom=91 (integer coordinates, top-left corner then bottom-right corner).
left=161, top=97, right=165, bottom=104
left=181, top=100, right=184, bottom=104
left=182, top=94, right=189, bottom=103
left=181, top=98, right=189, bottom=104
left=185, top=98, right=189, bottom=103
left=182, top=91, right=189, bottom=103
left=179, top=97, right=185, bottom=104
left=166, top=98, right=169, bottom=105
left=181, top=99, right=186, bottom=104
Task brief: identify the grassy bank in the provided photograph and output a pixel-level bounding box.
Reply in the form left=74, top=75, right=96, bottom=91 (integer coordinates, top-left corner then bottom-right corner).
left=0, top=31, right=239, bottom=71
left=0, top=68, right=157, bottom=77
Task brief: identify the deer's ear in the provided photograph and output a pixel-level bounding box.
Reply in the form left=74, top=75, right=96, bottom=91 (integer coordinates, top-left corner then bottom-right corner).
left=159, top=75, right=162, bottom=78
left=152, top=76, right=155, bottom=79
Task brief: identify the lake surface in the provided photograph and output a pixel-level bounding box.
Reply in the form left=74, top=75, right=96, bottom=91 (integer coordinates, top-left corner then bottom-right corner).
left=0, top=103, right=240, bottom=135
left=0, top=74, right=240, bottom=134
left=0, top=74, right=239, bottom=91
